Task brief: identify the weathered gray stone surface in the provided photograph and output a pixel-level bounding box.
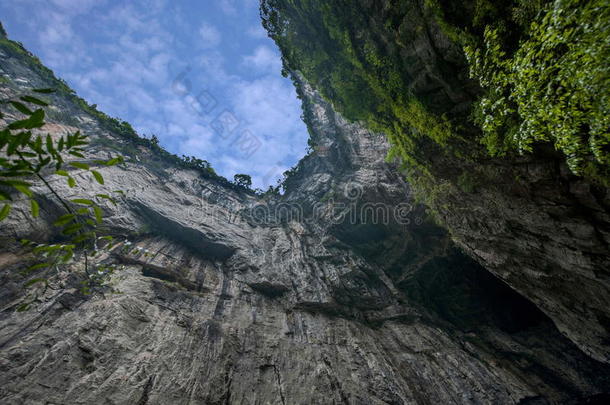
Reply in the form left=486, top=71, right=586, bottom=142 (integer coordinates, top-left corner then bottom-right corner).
left=305, top=0, right=610, bottom=365
left=1, top=26, right=609, bottom=404
left=414, top=3, right=610, bottom=365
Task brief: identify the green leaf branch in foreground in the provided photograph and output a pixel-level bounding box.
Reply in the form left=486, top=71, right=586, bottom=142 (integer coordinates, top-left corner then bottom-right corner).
left=0, top=89, right=126, bottom=308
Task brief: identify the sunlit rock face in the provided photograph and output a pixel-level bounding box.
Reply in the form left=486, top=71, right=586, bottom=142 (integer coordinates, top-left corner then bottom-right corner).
left=1, top=30, right=609, bottom=404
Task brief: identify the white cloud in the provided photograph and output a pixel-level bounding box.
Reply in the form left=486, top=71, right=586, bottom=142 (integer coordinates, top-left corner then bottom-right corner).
left=124, top=86, right=157, bottom=115
left=50, top=0, right=103, bottom=15
left=199, top=23, right=221, bottom=48
left=0, top=0, right=308, bottom=189
left=217, top=74, right=307, bottom=187
left=242, top=45, right=282, bottom=74
left=231, top=76, right=302, bottom=140
left=176, top=125, right=214, bottom=156
left=218, top=0, right=237, bottom=15
left=246, top=24, right=268, bottom=40
left=39, top=19, right=73, bottom=45
left=198, top=50, right=231, bottom=82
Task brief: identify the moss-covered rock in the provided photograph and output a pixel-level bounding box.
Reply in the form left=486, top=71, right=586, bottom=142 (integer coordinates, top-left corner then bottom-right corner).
left=262, top=0, right=610, bottom=364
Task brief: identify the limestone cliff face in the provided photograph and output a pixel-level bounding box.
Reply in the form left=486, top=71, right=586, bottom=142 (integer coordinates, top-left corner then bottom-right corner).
left=380, top=3, right=610, bottom=364
left=0, top=31, right=609, bottom=405
left=260, top=0, right=610, bottom=367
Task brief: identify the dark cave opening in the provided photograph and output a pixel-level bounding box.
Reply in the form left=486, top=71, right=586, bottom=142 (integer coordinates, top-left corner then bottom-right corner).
left=399, top=249, right=548, bottom=333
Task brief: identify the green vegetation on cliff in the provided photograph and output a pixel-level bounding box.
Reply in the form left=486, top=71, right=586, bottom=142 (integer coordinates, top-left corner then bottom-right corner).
left=261, top=0, right=609, bottom=187
left=262, top=0, right=455, bottom=179
left=464, top=0, right=609, bottom=180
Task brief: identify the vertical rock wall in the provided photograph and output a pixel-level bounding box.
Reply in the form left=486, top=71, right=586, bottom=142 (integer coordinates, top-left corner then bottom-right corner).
left=0, top=25, right=609, bottom=404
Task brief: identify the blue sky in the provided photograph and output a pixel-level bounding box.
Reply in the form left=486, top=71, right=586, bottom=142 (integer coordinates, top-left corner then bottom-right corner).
left=0, top=0, right=308, bottom=189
